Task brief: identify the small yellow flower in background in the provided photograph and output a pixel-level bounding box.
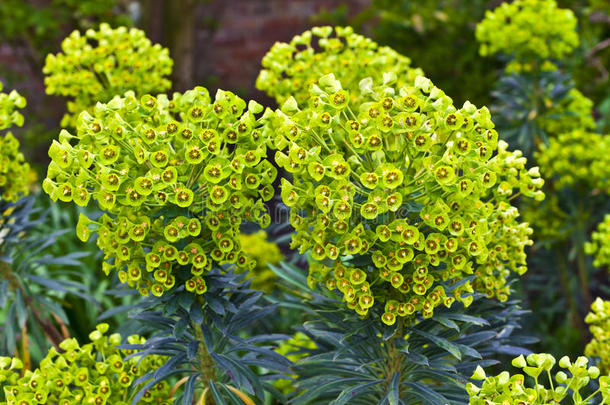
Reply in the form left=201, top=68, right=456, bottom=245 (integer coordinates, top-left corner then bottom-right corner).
left=238, top=231, right=283, bottom=292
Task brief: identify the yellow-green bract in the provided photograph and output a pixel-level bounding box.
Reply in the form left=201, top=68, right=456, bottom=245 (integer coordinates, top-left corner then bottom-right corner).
left=476, top=0, right=579, bottom=62
left=537, top=130, right=610, bottom=192
left=467, top=353, right=610, bottom=404
left=43, top=87, right=277, bottom=297
left=585, top=215, right=610, bottom=269
left=256, top=26, right=424, bottom=107
left=585, top=297, right=610, bottom=375
left=43, top=23, right=173, bottom=128
left=268, top=72, right=544, bottom=324
left=0, top=324, right=174, bottom=405
left=0, top=82, right=30, bottom=202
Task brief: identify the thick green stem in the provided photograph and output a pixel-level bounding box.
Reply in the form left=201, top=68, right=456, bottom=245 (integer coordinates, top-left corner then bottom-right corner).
left=383, top=318, right=404, bottom=398
left=556, top=249, right=585, bottom=340
left=576, top=246, right=592, bottom=310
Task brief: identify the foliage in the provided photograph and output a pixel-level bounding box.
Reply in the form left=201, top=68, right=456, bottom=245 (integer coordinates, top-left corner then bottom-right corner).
left=585, top=215, right=610, bottom=268
left=272, top=332, right=316, bottom=394
left=476, top=0, right=579, bottom=66
left=0, top=0, right=130, bottom=57
left=467, top=353, right=609, bottom=404
left=256, top=26, right=424, bottom=107
left=43, top=87, right=276, bottom=298
left=125, top=269, right=291, bottom=405
left=271, top=262, right=535, bottom=404
left=43, top=23, right=173, bottom=127
left=0, top=323, right=174, bottom=405
left=584, top=297, right=610, bottom=375
left=488, top=71, right=594, bottom=156
left=238, top=230, right=283, bottom=292
left=0, top=196, right=92, bottom=361
left=265, top=71, right=543, bottom=322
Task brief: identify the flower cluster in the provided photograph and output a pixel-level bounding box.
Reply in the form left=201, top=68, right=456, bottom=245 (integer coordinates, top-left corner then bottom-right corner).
left=270, top=73, right=543, bottom=323
left=0, top=82, right=26, bottom=131
left=273, top=332, right=316, bottom=394
left=0, top=133, right=31, bottom=202
left=520, top=194, right=570, bottom=241
left=256, top=26, right=424, bottom=107
left=0, top=324, right=173, bottom=405
left=538, top=89, right=596, bottom=136
left=536, top=131, right=610, bottom=192
left=43, top=87, right=276, bottom=297
left=43, top=23, right=173, bottom=128
left=238, top=230, right=283, bottom=292
left=467, top=353, right=610, bottom=404
left=585, top=298, right=610, bottom=375
left=0, top=84, right=30, bottom=202
left=585, top=215, right=610, bottom=268
left=476, top=0, right=579, bottom=62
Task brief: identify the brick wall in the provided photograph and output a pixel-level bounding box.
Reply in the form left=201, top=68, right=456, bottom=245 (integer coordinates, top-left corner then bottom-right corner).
left=191, top=0, right=369, bottom=102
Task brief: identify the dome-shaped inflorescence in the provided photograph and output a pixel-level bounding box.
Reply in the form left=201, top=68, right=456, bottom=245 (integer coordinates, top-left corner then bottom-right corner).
left=43, top=23, right=173, bottom=128
left=536, top=130, right=610, bottom=192
left=256, top=26, right=424, bottom=107
left=476, top=0, right=579, bottom=62
left=0, top=83, right=30, bottom=202
left=268, top=73, right=544, bottom=324
left=0, top=324, right=173, bottom=405
left=585, top=214, right=610, bottom=269
left=585, top=298, right=610, bottom=375
left=43, top=87, right=277, bottom=297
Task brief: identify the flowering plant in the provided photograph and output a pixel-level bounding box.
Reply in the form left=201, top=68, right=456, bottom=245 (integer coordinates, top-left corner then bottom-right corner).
left=43, top=87, right=276, bottom=297
left=268, top=72, right=543, bottom=323
left=43, top=23, right=172, bottom=128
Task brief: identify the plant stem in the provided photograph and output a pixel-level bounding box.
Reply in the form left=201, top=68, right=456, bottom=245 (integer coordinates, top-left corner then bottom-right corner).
left=556, top=249, right=585, bottom=340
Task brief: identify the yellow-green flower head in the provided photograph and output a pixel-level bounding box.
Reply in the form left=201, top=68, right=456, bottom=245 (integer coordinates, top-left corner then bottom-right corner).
left=536, top=131, right=610, bottom=192
left=585, top=214, right=610, bottom=269
left=476, top=0, right=579, bottom=62
left=238, top=231, right=283, bottom=292
left=538, top=89, right=595, bottom=136
left=273, top=332, right=316, bottom=394
left=0, top=323, right=173, bottom=405
left=0, top=133, right=31, bottom=202
left=520, top=194, right=569, bottom=241
left=467, top=353, right=609, bottom=404
left=43, top=23, right=173, bottom=128
left=0, top=83, right=30, bottom=202
left=0, top=82, right=26, bottom=131
left=43, top=87, right=277, bottom=297
left=269, top=73, right=544, bottom=323
left=256, top=26, right=424, bottom=107
left=585, top=298, right=610, bottom=375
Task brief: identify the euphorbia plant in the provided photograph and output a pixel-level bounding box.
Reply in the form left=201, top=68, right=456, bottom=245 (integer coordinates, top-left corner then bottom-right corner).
left=0, top=324, right=175, bottom=405
left=585, top=215, right=610, bottom=269
left=584, top=298, right=610, bottom=375
left=0, top=82, right=30, bottom=202
left=43, top=23, right=173, bottom=128
left=43, top=87, right=276, bottom=297
left=265, top=72, right=543, bottom=323
left=256, top=26, right=423, bottom=106
left=467, top=353, right=610, bottom=404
